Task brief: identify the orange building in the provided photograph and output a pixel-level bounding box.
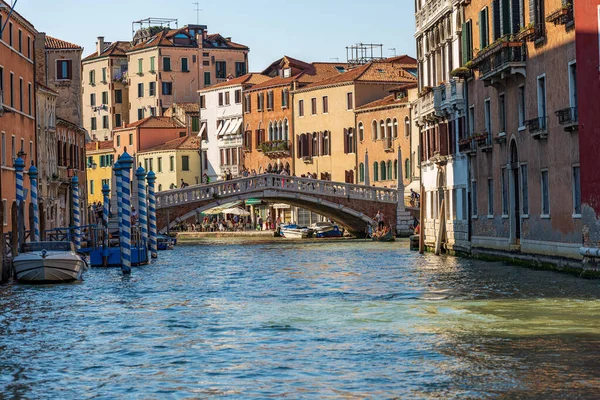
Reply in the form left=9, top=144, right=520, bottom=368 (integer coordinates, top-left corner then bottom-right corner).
left=243, top=57, right=349, bottom=174
left=0, top=1, right=37, bottom=229
left=112, top=116, right=187, bottom=159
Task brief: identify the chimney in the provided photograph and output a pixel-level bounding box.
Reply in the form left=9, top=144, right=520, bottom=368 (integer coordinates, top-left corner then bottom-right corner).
left=225, top=37, right=231, bottom=42
left=96, top=36, right=105, bottom=55
left=34, top=32, right=47, bottom=85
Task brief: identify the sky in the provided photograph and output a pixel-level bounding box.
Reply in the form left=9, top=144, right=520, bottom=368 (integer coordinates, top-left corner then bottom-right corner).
left=12, top=0, right=416, bottom=71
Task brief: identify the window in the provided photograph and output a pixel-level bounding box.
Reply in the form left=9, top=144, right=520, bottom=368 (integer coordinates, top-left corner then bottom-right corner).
left=487, top=179, right=494, bottom=216
left=311, top=98, right=317, bottom=115
left=18, top=29, right=21, bottom=53
left=573, top=166, right=581, bottom=216
left=182, top=155, right=190, bottom=171
left=115, top=89, right=123, bottom=104
left=484, top=98, right=491, bottom=135
left=204, top=72, right=211, bottom=86
left=518, top=85, right=525, bottom=128
left=57, top=60, right=72, bottom=80
left=8, top=22, right=12, bottom=47
left=169, top=156, right=174, bottom=171
left=472, top=180, right=478, bottom=217
left=346, top=92, right=353, bottom=110
left=202, top=150, right=208, bottom=170
left=216, top=61, right=226, bottom=79
left=322, top=96, right=329, bottom=113
left=498, top=93, right=506, bottom=133
left=90, top=180, right=94, bottom=195
left=373, top=162, right=379, bottom=181
left=162, top=82, right=173, bottom=95
left=322, top=131, right=330, bottom=156
left=218, top=92, right=224, bottom=106
left=380, top=161, right=387, bottom=181
left=479, top=7, right=489, bottom=49
left=101, top=67, right=107, bottom=83
left=461, top=20, right=473, bottom=64
left=0, top=66, right=3, bottom=93
left=537, top=75, right=547, bottom=118
left=235, top=61, right=246, bottom=77
left=163, top=57, right=171, bottom=72
left=116, top=135, right=121, bottom=147
left=257, top=93, right=264, bottom=111
left=115, top=114, right=122, bottom=128
left=102, top=91, right=108, bottom=104
left=102, top=115, right=109, bottom=129
left=9, top=73, right=13, bottom=107
left=149, top=82, right=156, bottom=96
left=387, top=161, right=393, bottom=181
left=138, top=108, right=144, bottom=120
left=0, top=132, right=4, bottom=165
left=502, top=168, right=508, bottom=216
left=150, top=56, right=155, bottom=72
left=181, top=57, right=189, bottom=72
left=569, top=61, right=577, bottom=110
left=358, top=122, right=364, bottom=141
left=282, top=89, right=289, bottom=108
left=157, top=157, right=162, bottom=172
left=191, top=117, right=200, bottom=133
left=27, top=36, right=30, bottom=58
left=18, top=78, right=23, bottom=111
left=28, top=82, right=32, bottom=115
left=102, top=179, right=110, bottom=188
left=541, top=169, right=550, bottom=216
left=129, top=134, right=133, bottom=145
left=11, top=136, right=15, bottom=160
left=298, top=100, right=304, bottom=117
left=225, top=91, right=230, bottom=105
left=91, top=117, right=97, bottom=131
left=200, top=95, right=206, bottom=109
left=0, top=15, right=2, bottom=40
left=267, top=91, right=273, bottom=110
left=90, top=93, right=96, bottom=107
left=235, top=89, right=241, bottom=104
left=404, top=159, right=409, bottom=180
left=137, top=83, right=144, bottom=98
left=521, top=164, right=529, bottom=215
left=359, top=163, right=365, bottom=182
left=344, top=128, right=355, bottom=154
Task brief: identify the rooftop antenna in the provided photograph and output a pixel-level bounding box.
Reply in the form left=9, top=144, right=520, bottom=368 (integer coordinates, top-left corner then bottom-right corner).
left=193, top=2, right=202, bottom=25
left=389, top=47, right=397, bottom=57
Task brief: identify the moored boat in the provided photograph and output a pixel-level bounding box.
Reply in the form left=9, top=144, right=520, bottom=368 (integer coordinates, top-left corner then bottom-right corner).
left=311, top=222, right=343, bottom=238
left=371, top=228, right=395, bottom=242
left=157, top=234, right=174, bottom=250
left=13, top=242, right=89, bottom=283
left=280, top=224, right=314, bottom=239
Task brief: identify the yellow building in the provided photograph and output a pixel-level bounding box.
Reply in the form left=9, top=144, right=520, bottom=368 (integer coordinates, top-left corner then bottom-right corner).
left=85, top=141, right=116, bottom=204
left=293, top=59, right=417, bottom=183
left=136, top=136, right=201, bottom=192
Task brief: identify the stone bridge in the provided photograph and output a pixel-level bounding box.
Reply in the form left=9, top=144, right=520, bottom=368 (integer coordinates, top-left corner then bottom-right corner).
left=155, top=174, right=416, bottom=237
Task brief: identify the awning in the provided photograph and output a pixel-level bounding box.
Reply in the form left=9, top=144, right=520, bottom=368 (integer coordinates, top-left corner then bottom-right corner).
left=202, top=201, right=243, bottom=215
left=217, top=120, right=231, bottom=137
left=245, top=199, right=263, bottom=205
left=272, top=203, right=291, bottom=209
left=227, top=118, right=243, bottom=135
left=197, top=122, right=206, bottom=138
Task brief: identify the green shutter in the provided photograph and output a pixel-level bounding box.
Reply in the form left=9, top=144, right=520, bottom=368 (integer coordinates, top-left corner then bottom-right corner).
left=467, top=21, right=473, bottom=61
left=479, top=11, right=484, bottom=49
left=462, top=22, right=468, bottom=65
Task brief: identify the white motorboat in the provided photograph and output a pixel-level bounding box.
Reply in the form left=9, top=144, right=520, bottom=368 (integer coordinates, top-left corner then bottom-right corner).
left=310, top=222, right=343, bottom=238
left=280, top=224, right=314, bottom=239
left=13, top=241, right=89, bottom=283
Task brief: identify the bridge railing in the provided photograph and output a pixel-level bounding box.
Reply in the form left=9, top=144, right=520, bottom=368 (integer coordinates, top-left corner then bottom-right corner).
left=156, top=174, right=400, bottom=209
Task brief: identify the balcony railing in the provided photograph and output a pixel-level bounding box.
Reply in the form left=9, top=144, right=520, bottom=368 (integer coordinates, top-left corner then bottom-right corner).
left=473, top=42, right=526, bottom=82
left=434, top=79, right=465, bottom=115
left=546, top=2, right=574, bottom=26
left=474, top=133, right=493, bottom=152
left=526, top=116, right=549, bottom=139
left=555, top=107, right=578, bottom=132
left=260, top=140, right=291, bottom=157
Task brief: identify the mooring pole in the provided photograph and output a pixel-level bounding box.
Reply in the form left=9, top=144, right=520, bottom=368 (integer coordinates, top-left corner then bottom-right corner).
left=136, top=166, right=148, bottom=258
left=102, top=184, right=110, bottom=267
left=28, top=165, right=39, bottom=242
left=146, top=171, right=158, bottom=259
left=14, top=156, right=25, bottom=249
left=72, top=176, right=81, bottom=250
left=119, top=152, right=134, bottom=275
left=113, top=161, right=123, bottom=266
left=419, top=185, right=425, bottom=254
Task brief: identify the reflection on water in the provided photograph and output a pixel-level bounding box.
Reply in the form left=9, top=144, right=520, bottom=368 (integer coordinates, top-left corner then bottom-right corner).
left=1, top=239, right=600, bottom=398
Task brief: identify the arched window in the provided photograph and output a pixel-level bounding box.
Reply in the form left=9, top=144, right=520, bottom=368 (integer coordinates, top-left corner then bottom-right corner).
left=372, top=120, right=378, bottom=141
left=358, top=122, right=364, bottom=142
left=373, top=162, right=379, bottom=181
left=312, top=133, right=319, bottom=156
left=405, top=158, right=410, bottom=179
left=359, top=163, right=365, bottom=182
left=278, top=120, right=283, bottom=140
left=323, top=131, right=330, bottom=156
left=379, top=120, right=385, bottom=140
left=268, top=121, right=273, bottom=141
left=284, top=119, right=289, bottom=141
left=380, top=161, right=387, bottom=181
left=404, top=116, right=410, bottom=137
left=386, top=118, right=393, bottom=139
left=393, top=118, right=398, bottom=138
left=347, top=128, right=355, bottom=153
left=387, top=160, right=392, bottom=181
left=394, top=159, right=399, bottom=180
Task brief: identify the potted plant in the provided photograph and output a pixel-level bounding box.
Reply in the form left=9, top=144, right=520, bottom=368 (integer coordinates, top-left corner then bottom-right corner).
left=450, top=67, right=471, bottom=78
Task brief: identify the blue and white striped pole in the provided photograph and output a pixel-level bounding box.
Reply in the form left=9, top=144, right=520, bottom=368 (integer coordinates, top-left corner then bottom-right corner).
left=71, top=176, right=81, bottom=250
left=28, top=165, right=40, bottom=242
left=136, top=166, right=148, bottom=256
left=102, top=183, right=110, bottom=267
left=14, top=156, right=25, bottom=247
left=119, top=152, right=134, bottom=275
left=113, top=161, right=123, bottom=262
left=146, top=170, right=158, bottom=259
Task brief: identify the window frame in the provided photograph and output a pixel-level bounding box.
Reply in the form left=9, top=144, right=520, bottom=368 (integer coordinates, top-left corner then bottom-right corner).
left=540, top=168, right=550, bottom=218
left=517, top=85, right=526, bottom=130
left=573, top=164, right=581, bottom=218
left=487, top=178, right=494, bottom=218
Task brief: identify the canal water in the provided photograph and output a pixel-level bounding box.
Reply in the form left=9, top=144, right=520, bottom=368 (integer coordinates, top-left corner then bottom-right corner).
left=1, top=240, right=600, bottom=399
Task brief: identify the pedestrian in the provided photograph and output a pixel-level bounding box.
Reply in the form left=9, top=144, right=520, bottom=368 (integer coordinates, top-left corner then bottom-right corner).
left=258, top=216, right=263, bottom=231
left=180, top=179, right=189, bottom=188
left=375, top=210, right=384, bottom=230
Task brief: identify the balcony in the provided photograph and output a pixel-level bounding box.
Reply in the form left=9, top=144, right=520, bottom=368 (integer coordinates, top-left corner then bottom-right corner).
left=261, top=140, right=291, bottom=157
left=474, top=133, right=493, bottom=153
left=415, top=0, right=452, bottom=32
left=472, top=41, right=526, bottom=86
left=526, top=117, right=549, bottom=139
left=546, top=3, right=574, bottom=26
left=416, top=88, right=437, bottom=122
left=434, top=79, right=465, bottom=116
left=555, top=107, right=578, bottom=132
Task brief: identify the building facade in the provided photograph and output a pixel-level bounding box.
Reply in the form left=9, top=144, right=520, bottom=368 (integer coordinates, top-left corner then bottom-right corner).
left=463, top=0, right=579, bottom=262
left=414, top=0, right=470, bottom=253
left=127, top=25, right=248, bottom=123
left=82, top=38, right=131, bottom=141
left=0, top=1, right=37, bottom=231
left=163, top=102, right=200, bottom=137
left=85, top=141, right=115, bottom=204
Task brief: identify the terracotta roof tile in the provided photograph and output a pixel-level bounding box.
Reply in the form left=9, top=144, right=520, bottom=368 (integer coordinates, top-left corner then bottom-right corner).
left=141, top=136, right=200, bottom=152
left=204, top=34, right=249, bottom=50
left=86, top=141, right=115, bottom=151
left=301, top=62, right=417, bottom=90
left=124, top=116, right=185, bottom=129
left=83, top=41, right=132, bottom=61
left=45, top=35, right=82, bottom=50
left=356, top=94, right=410, bottom=111
left=204, top=73, right=270, bottom=90
left=173, top=102, right=200, bottom=113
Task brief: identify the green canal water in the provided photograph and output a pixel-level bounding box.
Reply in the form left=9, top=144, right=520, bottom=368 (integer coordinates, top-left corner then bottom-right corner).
left=1, top=239, right=600, bottom=398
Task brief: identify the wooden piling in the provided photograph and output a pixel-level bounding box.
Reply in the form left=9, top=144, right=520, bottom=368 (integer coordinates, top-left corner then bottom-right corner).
left=435, top=199, right=446, bottom=256
left=419, top=185, right=425, bottom=254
